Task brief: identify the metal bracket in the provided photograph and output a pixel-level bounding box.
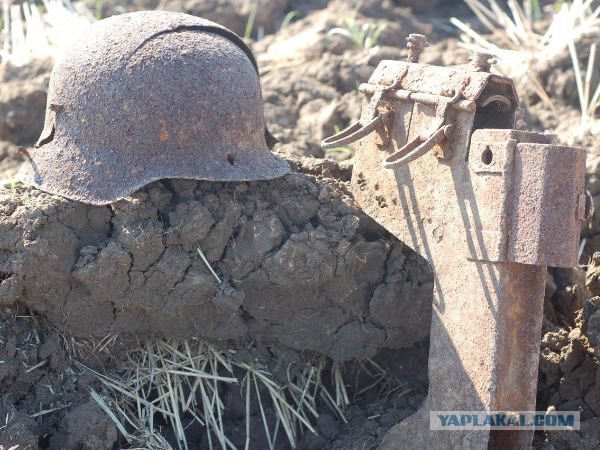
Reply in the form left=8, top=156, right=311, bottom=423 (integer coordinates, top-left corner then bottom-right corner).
left=466, top=134, right=587, bottom=267
left=577, top=190, right=594, bottom=221
left=466, top=139, right=516, bottom=262
left=326, top=41, right=588, bottom=450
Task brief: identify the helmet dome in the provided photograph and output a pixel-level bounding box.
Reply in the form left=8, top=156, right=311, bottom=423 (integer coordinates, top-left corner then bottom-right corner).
left=19, top=11, right=289, bottom=204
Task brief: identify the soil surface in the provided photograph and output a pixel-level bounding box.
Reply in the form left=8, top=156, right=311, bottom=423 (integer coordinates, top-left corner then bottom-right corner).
left=0, top=172, right=432, bottom=362
left=0, top=0, right=599, bottom=449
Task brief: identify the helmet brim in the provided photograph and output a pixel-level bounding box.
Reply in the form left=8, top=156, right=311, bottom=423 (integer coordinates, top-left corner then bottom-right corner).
left=18, top=139, right=291, bottom=205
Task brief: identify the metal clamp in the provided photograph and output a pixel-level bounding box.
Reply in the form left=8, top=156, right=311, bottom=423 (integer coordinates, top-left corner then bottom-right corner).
left=321, top=70, right=406, bottom=151
left=383, top=124, right=453, bottom=168
left=383, top=89, right=461, bottom=169
left=321, top=112, right=391, bottom=150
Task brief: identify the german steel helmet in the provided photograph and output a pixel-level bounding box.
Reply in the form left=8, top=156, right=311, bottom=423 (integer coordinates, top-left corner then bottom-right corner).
left=19, top=11, right=289, bottom=204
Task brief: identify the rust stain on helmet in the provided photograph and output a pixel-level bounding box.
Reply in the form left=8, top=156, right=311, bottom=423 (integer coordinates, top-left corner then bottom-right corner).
left=19, top=11, right=289, bottom=205
left=159, top=119, right=169, bottom=143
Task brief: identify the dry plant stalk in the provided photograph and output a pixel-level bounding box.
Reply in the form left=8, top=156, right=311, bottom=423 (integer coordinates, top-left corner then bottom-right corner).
left=452, top=0, right=600, bottom=121
left=568, top=40, right=600, bottom=132
left=82, top=338, right=405, bottom=450
left=1, top=0, right=94, bottom=66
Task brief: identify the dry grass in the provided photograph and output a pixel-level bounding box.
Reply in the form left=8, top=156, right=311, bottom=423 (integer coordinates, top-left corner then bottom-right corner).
left=197, top=247, right=222, bottom=284
left=81, top=339, right=238, bottom=450
left=568, top=39, right=600, bottom=133
left=1, top=0, right=94, bottom=66
left=237, top=360, right=318, bottom=449
left=452, top=0, right=600, bottom=128
left=81, top=338, right=405, bottom=449
left=82, top=339, right=328, bottom=450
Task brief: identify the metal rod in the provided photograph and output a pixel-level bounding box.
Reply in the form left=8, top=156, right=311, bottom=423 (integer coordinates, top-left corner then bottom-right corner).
left=358, top=83, right=477, bottom=112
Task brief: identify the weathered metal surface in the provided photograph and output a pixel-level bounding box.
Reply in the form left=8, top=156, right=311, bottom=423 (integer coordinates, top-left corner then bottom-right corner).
left=468, top=129, right=586, bottom=267
left=359, top=84, right=477, bottom=112
left=322, top=44, right=588, bottom=449
left=406, top=33, right=428, bottom=63
left=470, top=51, right=497, bottom=72
left=367, top=60, right=519, bottom=108
left=19, top=11, right=289, bottom=205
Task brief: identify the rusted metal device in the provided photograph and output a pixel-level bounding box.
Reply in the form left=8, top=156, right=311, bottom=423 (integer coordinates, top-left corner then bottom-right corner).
left=323, top=35, right=591, bottom=449
left=19, top=11, right=289, bottom=205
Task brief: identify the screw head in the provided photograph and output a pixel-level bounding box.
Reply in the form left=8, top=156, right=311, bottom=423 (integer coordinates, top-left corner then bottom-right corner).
left=406, top=34, right=429, bottom=63
left=470, top=51, right=497, bottom=72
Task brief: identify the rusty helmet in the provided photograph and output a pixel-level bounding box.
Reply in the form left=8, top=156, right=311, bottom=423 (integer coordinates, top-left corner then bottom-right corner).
left=19, top=11, right=289, bottom=205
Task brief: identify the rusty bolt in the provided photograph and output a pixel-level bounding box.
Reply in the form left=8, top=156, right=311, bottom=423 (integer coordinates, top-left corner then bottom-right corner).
left=470, top=51, right=497, bottom=72
left=406, top=34, right=428, bottom=63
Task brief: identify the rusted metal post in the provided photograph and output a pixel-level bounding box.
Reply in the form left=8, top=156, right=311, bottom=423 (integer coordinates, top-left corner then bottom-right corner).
left=322, top=41, right=590, bottom=449
left=406, top=34, right=428, bottom=63
left=470, top=51, right=497, bottom=72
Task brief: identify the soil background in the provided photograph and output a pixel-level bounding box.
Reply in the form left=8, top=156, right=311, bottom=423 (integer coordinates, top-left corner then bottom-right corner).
left=0, top=0, right=599, bottom=449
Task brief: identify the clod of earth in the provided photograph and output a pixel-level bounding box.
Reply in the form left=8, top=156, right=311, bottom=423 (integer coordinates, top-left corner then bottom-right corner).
left=0, top=166, right=433, bottom=362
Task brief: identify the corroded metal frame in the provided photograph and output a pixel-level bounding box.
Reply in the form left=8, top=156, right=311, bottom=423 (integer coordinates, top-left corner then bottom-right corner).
left=323, top=40, right=588, bottom=449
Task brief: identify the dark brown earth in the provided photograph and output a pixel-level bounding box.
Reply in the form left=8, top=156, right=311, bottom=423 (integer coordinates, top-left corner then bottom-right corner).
left=0, top=170, right=433, bottom=362
left=0, top=0, right=599, bottom=449
left=0, top=160, right=434, bottom=449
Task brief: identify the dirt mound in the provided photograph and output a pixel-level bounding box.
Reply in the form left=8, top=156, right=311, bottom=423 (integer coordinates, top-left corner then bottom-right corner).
left=254, top=2, right=440, bottom=160
left=1, top=1, right=599, bottom=448
left=157, top=0, right=290, bottom=37
left=0, top=167, right=432, bottom=362
left=0, top=158, right=434, bottom=448
left=0, top=310, right=124, bottom=450
left=0, top=60, right=51, bottom=146
left=533, top=264, right=600, bottom=448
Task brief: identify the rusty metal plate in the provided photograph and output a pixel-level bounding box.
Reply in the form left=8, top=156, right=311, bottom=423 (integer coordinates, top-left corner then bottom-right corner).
left=507, top=143, right=586, bottom=267
left=327, top=54, right=588, bottom=450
